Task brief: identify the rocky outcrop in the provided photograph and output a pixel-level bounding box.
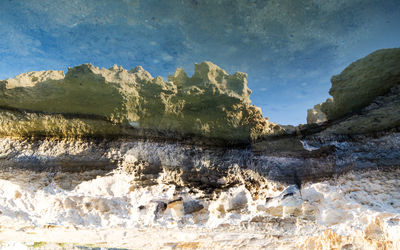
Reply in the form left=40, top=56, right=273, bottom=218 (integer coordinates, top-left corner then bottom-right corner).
left=1, top=49, right=400, bottom=249
left=316, top=84, right=400, bottom=135
left=308, top=48, right=400, bottom=123
left=1, top=49, right=399, bottom=183
left=306, top=102, right=328, bottom=124
left=0, top=62, right=282, bottom=142
left=303, top=48, right=400, bottom=140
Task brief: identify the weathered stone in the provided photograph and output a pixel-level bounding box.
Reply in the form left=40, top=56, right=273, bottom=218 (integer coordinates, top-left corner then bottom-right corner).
left=0, top=62, right=283, bottom=141
left=153, top=201, right=167, bottom=219
left=319, top=48, right=400, bottom=120
left=0, top=49, right=399, bottom=249
left=307, top=102, right=328, bottom=124
left=167, top=198, right=185, bottom=218
left=183, top=200, right=204, bottom=214
left=317, top=84, right=400, bottom=135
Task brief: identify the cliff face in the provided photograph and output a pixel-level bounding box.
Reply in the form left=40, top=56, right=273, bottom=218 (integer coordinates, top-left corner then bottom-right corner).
left=307, top=48, right=400, bottom=124
left=0, top=62, right=282, bottom=141
left=0, top=133, right=399, bottom=249
left=1, top=49, right=400, bottom=249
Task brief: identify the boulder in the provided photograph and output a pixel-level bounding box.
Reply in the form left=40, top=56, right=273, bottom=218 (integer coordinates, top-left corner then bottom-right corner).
left=320, top=48, right=400, bottom=120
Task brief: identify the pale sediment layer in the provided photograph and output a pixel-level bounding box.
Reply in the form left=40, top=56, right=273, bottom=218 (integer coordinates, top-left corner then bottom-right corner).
left=0, top=123, right=397, bottom=248
left=0, top=62, right=282, bottom=142
left=0, top=162, right=398, bottom=249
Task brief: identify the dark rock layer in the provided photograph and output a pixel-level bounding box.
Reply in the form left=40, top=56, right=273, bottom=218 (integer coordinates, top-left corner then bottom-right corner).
left=1, top=48, right=400, bottom=191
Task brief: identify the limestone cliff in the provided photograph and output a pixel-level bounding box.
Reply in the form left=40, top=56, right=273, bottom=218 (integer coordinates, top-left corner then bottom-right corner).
left=308, top=48, right=400, bottom=124
left=0, top=62, right=282, bottom=141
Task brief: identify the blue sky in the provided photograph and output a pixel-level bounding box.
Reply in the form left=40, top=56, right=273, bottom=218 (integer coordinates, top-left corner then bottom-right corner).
left=0, top=0, right=399, bottom=125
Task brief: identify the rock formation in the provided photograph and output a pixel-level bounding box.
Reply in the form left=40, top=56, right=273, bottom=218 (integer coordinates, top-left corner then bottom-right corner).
left=308, top=48, right=400, bottom=123
left=0, top=48, right=400, bottom=249
left=0, top=62, right=282, bottom=142
left=306, top=102, right=328, bottom=124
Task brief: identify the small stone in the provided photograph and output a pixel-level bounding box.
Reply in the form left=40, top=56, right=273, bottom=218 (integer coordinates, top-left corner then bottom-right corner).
left=154, top=201, right=167, bottom=219
left=14, top=190, right=22, bottom=199
left=183, top=200, right=204, bottom=214
left=167, top=198, right=184, bottom=218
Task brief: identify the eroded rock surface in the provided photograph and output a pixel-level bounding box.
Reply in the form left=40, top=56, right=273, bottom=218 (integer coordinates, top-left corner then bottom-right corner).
left=0, top=155, right=398, bottom=249
left=307, top=102, right=328, bottom=124
left=308, top=48, right=400, bottom=123
left=317, top=84, right=400, bottom=135
left=0, top=62, right=282, bottom=141
left=1, top=49, right=400, bottom=249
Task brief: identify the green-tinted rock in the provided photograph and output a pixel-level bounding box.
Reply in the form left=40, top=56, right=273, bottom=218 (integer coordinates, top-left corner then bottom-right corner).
left=320, top=48, right=400, bottom=120
left=0, top=62, right=283, bottom=141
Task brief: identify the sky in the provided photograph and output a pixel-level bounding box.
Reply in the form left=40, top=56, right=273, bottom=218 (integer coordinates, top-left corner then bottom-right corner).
left=0, top=0, right=399, bottom=125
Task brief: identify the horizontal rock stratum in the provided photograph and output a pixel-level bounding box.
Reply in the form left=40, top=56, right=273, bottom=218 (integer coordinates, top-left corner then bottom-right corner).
left=0, top=62, right=282, bottom=142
